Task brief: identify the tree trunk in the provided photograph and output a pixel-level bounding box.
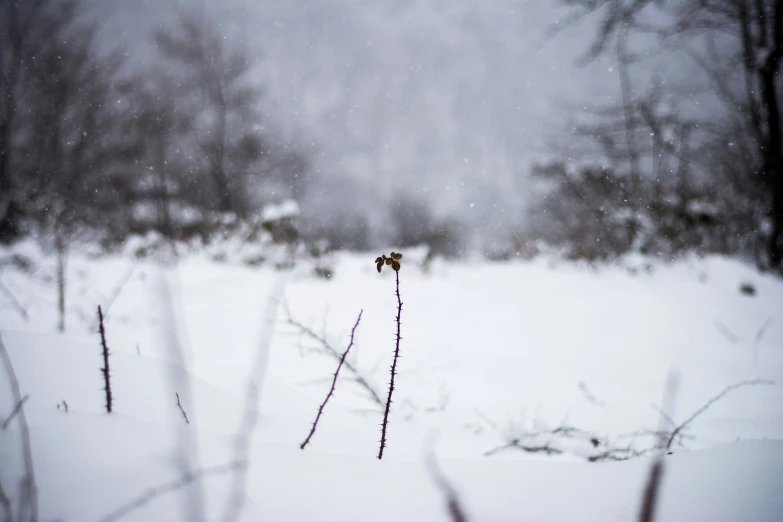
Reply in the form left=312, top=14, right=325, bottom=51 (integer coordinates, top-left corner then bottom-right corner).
left=211, top=94, right=232, bottom=213
left=56, top=231, right=67, bottom=332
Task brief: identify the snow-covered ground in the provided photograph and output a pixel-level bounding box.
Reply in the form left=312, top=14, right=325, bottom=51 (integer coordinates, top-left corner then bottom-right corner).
left=1, top=239, right=782, bottom=521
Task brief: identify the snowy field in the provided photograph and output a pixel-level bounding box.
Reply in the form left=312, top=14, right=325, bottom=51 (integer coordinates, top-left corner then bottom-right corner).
left=1, top=239, right=782, bottom=521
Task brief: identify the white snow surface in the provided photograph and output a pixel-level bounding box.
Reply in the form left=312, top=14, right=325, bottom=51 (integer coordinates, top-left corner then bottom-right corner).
left=1, top=239, right=782, bottom=521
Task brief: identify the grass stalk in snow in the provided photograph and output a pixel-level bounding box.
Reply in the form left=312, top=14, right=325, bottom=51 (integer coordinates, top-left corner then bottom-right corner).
left=0, top=276, right=28, bottom=321
left=638, top=371, right=679, bottom=522
left=1, top=394, right=28, bottom=430
left=176, top=393, right=190, bottom=424
left=427, top=452, right=469, bottom=522
left=222, top=274, right=289, bottom=522
left=375, top=251, right=403, bottom=460
left=665, top=378, right=775, bottom=450
left=284, top=302, right=383, bottom=406
left=97, top=460, right=246, bottom=522
left=97, top=305, right=113, bottom=413
left=0, top=334, right=38, bottom=522
left=0, top=480, right=11, bottom=522
left=300, top=309, right=363, bottom=449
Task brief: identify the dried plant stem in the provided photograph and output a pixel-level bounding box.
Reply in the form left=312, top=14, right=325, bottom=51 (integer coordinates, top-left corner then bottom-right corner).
left=753, top=318, right=773, bottom=366
left=1, top=394, right=28, bottom=430
left=638, top=372, right=678, bottom=522
left=222, top=275, right=288, bottom=522
left=98, top=306, right=113, bottom=413
left=0, top=334, right=38, bottom=522
left=0, top=277, right=28, bottom=321
left=378, top=270, right=403, bottom=459
left=638, top=460, right=664, bottom=522
left=426, top=452, right=469, bottom=522
left=98, top=460, right=246, bottom=522
left=0, top=479, right=12, bottom=522
left=176, top=393, right=190, bottom=424
left=301, top=310, right=363, bottom=449
left=666, top=378, right=774, bottom=449
left=285, top=304, right=383, bottom=406
left=89, top=265, right=136, bottom=331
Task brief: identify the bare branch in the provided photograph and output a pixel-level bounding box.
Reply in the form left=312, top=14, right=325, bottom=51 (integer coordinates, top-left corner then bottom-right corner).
left=97, top=460, right=246, bottom=522
left=0, top=334, right=37, bottom=522
left=639, top=372, right=679, bottom=522
left=221, top=275, right=287, bottom=522
left=300, top=309, right=363, bottom=449
left=1, top=393, right=28, bottom=430
left=284, top=302, right=383, bottom=406
left=175, top=393, right=189, bottom=425
left=753, top=318, right=773, bottom=366
left=0, top=277, right=28, bottom=321
left=426, top=452, right=469, bottom=522
left=666, top=379, right=775, bottom=449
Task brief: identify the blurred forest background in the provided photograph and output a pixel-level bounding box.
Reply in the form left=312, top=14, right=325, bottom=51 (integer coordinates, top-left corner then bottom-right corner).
left=0, top=0, right=780, bottom=271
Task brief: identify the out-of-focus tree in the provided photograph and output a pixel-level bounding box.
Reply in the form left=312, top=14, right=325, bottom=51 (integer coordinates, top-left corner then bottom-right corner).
left=17, top=0, right=129, bottom=328
left=556, top=0, right=782, bottom=268
left=152, top=14, right=309, bottom=218
left=0, top=0, right=51, bottom=242
left=391, top=194, right=464, bottom=257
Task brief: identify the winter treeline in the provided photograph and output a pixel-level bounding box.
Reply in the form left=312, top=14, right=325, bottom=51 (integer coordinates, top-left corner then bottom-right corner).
left=523, top=0, right=782, bottom=270
left=0, top=0, right=780, bottom=270
left=0, top=0, right=308, bottom=248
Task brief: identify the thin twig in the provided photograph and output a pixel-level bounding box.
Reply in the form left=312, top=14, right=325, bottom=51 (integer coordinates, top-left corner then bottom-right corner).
left=301, top=310, right=363, bottom=449
left=666, top=378, right=775, bottom=449
left=222, top=275, right=288, bottom=522
left=1, top=394, right=28, bottom=430
left=89, top=265, right=136, bottom=331
left=0, top=277, right=28, bottom=321
left=0, top=478, right=12, bottom=522
left=713, top=319, right=739, bottom=344
left=175, top=393, right=190, bottom=424
left=650, top=404, right=677, bottom=428
left=378, top=269, right=403, bottom=459
left=0, top=334, right=38, bottom=522
left=97, top=460, right=246, bottom=522
left=98, top=306, right=113, bottom=413
left=753, top=318, right=773, bottom=366
left=426, top=452, right=469, bottom=522
left=484, top=440, right=563, bottom=457
left=284, top=303, right=383, bottom=406
left=638, top=460, right=664, bottom=522
left=638, top=372, right=679, bottom=522
left=578, top=381, right=606, bottom=407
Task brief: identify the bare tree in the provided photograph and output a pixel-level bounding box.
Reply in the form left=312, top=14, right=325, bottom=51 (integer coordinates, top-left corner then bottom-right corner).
left=17, top=1, right=128, bottom=328
left=0, top=0, right=47, bottom=242
left=562, top=0, right=783, bottom=268
left=154, top=14, right=265, bottom=215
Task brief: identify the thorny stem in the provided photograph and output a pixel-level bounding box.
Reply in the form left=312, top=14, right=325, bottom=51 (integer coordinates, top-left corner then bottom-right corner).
left=285, top=304, right=383, bottom=406
left=378, top=270, right=402, bottom=459
left=98, top=305, right=112, bottom=413
left=300, top=310, right=363, bottom=449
